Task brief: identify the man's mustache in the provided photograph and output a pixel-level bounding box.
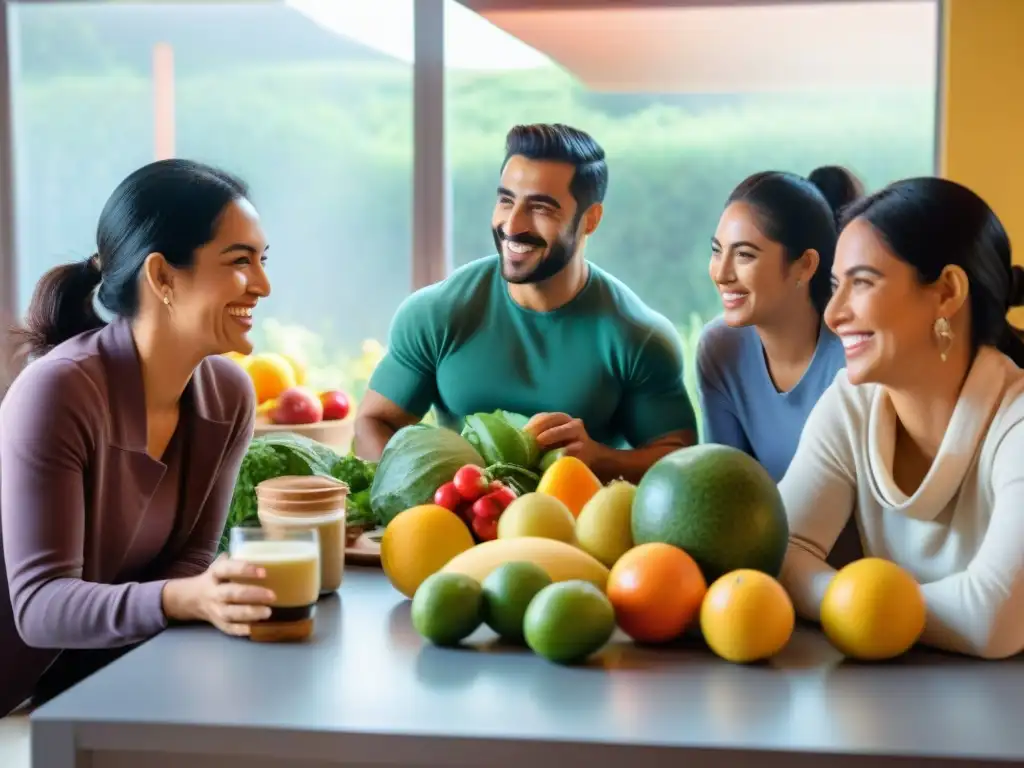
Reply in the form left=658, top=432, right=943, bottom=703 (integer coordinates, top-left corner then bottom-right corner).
left=496, top=226, right=547, bottom=249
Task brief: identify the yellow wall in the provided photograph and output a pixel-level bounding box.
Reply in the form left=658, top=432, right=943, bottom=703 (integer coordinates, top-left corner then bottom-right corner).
left=939, top=0, right=1024, bottom=324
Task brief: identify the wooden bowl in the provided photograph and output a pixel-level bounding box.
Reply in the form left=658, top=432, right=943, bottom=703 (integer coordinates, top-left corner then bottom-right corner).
left=253, top=416, right=354, bottom=453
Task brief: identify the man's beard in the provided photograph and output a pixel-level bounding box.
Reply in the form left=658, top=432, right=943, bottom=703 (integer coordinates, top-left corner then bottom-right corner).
left=493, top=225, right=576, bottom=285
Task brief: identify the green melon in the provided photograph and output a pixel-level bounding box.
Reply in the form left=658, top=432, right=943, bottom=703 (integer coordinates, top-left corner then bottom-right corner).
left=631, top=445, right=788, bottom=583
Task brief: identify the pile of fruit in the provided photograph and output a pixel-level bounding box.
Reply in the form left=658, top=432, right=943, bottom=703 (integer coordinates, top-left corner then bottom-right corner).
left=382, top=442, right=929, bottom=666
left=224, top=351, right=350, bottom=427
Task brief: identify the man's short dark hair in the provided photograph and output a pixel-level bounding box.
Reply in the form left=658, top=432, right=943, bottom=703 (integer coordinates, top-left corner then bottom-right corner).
left=502, top=123, right=608, bottom=217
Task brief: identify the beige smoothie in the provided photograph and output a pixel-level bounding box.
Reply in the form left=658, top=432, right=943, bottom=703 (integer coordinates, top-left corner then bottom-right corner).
left=232, top=538, right=321, bottom=641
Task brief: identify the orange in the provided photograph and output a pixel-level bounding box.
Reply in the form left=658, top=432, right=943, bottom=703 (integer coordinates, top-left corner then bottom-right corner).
left=700, top=569, right=794, bottom=663
left=820, top=558, right=925, bottom=661
left=380, top=504, right=476, bottom=599
left=607, top=542, right=707, bottom=643
left=246, top=352, right=297, bottom=404
left=535, top=456, right=602, bottom=517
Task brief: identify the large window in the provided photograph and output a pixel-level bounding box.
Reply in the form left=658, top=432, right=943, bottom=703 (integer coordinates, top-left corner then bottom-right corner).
left=7, top=0, right=939, bottom=422
left=444, top=0, right=939, bottom=418
left=10, top=1, right=413, bottom=399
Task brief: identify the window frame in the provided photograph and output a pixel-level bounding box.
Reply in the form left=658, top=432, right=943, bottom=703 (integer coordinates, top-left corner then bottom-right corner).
left=0, top=0, right=943, bottom=326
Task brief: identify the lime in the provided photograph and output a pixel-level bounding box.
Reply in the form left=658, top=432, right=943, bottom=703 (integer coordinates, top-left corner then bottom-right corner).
left=523, top=580, right=616, bottom=664
left=481, top=561, right=553, bottom=643
left=411, top=572, right=483, bottom=646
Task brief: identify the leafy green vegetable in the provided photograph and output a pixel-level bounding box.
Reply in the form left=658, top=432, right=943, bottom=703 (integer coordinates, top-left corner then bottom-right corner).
left=461, top=410, right=540, bottom=470
left=485, top=462, right=540, bottom=496
left=331, top=454, right=377, bottom=528
left=219, top=432, right=378, bottom=554
left=369, top=423, right=485, bottom=525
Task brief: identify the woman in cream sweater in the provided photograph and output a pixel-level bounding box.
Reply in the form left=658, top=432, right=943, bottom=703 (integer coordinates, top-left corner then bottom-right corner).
left=778, top=176, right=1024, bottom=660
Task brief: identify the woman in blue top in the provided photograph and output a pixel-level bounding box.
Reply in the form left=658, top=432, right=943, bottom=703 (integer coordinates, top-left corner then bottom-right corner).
left=696, top=167, right=861, bottom=482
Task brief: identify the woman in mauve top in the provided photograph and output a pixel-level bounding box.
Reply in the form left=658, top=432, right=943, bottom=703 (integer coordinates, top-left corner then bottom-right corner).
left=696, top=167, right=861, bottom=482
left=779, top=177, right=1024, bottom=659
left=0, top=159, right=278, bottom=715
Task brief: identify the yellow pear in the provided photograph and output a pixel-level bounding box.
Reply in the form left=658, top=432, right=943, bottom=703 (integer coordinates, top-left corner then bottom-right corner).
left=574, top=480, right=636, bottom=568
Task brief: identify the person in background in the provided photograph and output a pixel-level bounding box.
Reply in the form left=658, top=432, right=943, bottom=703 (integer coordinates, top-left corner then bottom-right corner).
left=354, top=123, right=697, bottom=482
left=696, top=169, right=855, bottom=482
left=779, top=177, right=1024, bottom=659
left=808, top=165, right=865, bottom=225
left=0, top=159, right=277, bottom=716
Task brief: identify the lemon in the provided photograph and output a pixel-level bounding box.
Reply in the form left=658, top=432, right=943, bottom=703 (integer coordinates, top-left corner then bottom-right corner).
left=700, top=569, right=794, bottom=663
left=497, top=493, right=576, bottom=543
left=381, top=504, right=476, bottom=599
left=820, top=558, right=925, bottom=661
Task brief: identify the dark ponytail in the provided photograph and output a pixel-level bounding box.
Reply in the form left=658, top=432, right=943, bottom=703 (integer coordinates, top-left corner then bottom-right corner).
left=7, top=158, right=247, bottom=365
left=841, top=176, right=1024, bottom=368
left=1000, top=265, right=1024, bottom=367
left=808, top=165, right=865, bottom=226
left=9, top=254, right=105, bottom=362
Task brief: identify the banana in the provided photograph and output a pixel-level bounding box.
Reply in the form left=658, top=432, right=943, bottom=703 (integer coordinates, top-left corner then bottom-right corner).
left=441, top=536, right=610, bottom=590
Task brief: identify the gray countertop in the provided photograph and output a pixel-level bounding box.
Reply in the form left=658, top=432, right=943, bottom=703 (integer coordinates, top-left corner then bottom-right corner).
left=30, top=567, right=1024, bottom=767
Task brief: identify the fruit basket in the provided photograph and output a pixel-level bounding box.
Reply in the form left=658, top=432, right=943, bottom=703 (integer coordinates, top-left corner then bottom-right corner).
left=253, top=416, right=354, bottom=454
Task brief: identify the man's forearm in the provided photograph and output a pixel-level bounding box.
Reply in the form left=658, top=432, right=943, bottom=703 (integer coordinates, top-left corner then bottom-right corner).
left=353, top=416, right=398, bottom=461
left=589, top=432, right=696, bottom=484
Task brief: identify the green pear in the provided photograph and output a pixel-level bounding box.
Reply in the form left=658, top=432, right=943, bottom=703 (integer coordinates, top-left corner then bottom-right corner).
left=574, top=480, right=636, bottom=568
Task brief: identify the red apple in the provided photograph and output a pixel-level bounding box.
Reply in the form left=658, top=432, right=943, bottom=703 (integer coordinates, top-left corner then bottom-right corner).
left=319, top=390, right=350, bottom=421
left=271, top=386, right=323, bottom=425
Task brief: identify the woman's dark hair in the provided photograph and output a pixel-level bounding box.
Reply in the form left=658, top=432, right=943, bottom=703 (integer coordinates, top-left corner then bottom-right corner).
left=807, top=165, right=865, bottom=224
left=841, top=176, right=1024, bottom=367
left=10, top=158, right=248, bottom=362
left=726, top=170, right=840, bottom=315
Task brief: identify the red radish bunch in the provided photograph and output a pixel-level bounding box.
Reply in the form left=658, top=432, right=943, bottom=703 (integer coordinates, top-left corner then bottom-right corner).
left=433, top=465, right=518, bottom=542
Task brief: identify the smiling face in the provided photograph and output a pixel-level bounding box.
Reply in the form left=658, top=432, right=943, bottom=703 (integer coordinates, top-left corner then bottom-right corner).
left=825, top=218, right=955, bottom=386
left=709, top=202, right=816, bottom=326
left=491, top=154, right=590, bottom=284
left=154, top=198, right=271, bottom=357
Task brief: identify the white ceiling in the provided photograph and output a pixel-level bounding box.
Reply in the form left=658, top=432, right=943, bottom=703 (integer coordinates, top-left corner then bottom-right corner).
left=459, top=0, right=939, bottom=93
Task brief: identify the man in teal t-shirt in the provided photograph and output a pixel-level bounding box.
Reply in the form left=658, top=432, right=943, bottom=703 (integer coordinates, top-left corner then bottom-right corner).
left=354, top=123, right=697, bottom=482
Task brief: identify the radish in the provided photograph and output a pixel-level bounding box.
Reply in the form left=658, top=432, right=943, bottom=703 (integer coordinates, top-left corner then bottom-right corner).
left=471, top=494, right=503, bottom=522
left=472, top=513, right=499, bottom=542
left=452, top=465, right=488, bottom=501
left=433, top=482, right=462, bottom=511
left=486, top=483, right=517, bottom=510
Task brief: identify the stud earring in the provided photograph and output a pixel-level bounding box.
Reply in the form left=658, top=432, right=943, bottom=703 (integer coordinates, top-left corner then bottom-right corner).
left=934, top=316, right=954, bottom=362
left=163, top=293, right=171, bottom=306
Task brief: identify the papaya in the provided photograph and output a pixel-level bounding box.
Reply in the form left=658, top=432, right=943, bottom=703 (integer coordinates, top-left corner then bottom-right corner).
left=536, top=456, right=602, bottom=517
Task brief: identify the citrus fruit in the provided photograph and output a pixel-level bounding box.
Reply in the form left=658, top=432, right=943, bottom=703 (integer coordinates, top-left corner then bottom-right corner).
left=535, top=456, right=602, bottom=517
left=411, top=572, right=484, bottom=646
left=700, top=569, right=794, bottom=663
left=497, top=493, right=576, bottom=543
left=575, top=480, right=636, bottom=567
left=480, top=561, right=553, bottom=643
left=246, top=352, right=297, bottom=403
left=606, top=542, right=706, bottom=644
left=632, top=445, right=788, bottom=583
left=380, top=504, right=476, bottom=599
left=280, top=352, right=307, bottom=386
left=820, top=558, right=925, bottom=661
left=523, top=579, right=616, bottom=664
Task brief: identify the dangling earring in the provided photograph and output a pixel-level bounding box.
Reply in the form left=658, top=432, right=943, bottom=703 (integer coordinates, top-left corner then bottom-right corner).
left=934, top=316, right=954, bottom=362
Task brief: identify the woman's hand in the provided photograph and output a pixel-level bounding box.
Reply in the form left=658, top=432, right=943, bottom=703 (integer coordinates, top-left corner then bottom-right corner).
left=162, top=553, right=276, bottom=637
